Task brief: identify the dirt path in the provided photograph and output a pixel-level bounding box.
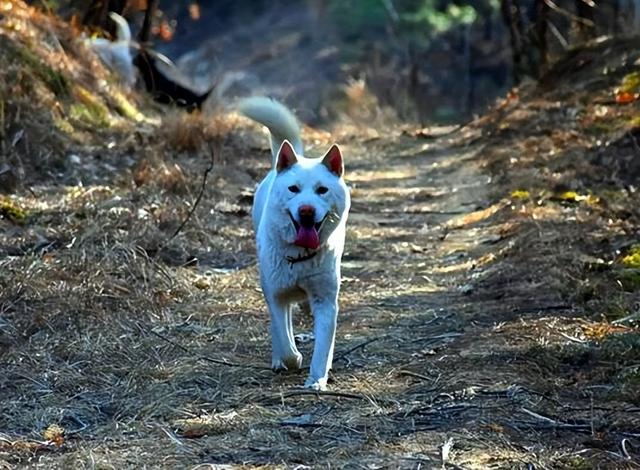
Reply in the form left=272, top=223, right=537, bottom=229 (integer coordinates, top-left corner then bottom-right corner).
left=4, top=115, right=637, bottom=468
left=2, top=109, right=640, bottom=469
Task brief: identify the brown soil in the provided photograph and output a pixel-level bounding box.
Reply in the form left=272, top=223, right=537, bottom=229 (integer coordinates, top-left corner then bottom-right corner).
left=1, top=3, right=639, bottom=469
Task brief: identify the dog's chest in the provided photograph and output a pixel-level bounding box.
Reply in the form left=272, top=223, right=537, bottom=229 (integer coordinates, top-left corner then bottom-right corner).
left=263, top=252, right=338, bottom=298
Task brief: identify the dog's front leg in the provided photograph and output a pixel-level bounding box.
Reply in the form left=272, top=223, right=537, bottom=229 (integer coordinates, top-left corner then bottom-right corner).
left=305, top=296, right=338, bottom=390
left=266, top=297, right=303, bottom=371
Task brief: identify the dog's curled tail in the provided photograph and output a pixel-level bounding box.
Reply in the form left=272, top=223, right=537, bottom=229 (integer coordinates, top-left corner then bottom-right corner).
left=108, top=12, right=132, bottom=43
left=238, top=96, right=303, bottom=163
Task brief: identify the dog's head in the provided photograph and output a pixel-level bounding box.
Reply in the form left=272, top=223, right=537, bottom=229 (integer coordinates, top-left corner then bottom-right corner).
left=269, top=140, right=350, bottom=250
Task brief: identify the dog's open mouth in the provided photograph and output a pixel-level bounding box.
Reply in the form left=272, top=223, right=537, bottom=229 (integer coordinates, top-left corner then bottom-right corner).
left=289, top=213, right=324, bottom=250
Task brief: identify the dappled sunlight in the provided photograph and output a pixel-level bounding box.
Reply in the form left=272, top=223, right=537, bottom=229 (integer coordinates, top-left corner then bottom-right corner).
left=348, top=225, right=418, bottom=242
left=1, top=2, right=640, bottom=468
left=446, top=201, right=507, bottom=229
left=377, top=436, right=533, bottom=469
left=351, top=185, right=446, bottom=201
left=348, top=167, right=417, bottom=184
left=432, top=258, right=476, bottom=274
left=425, top=149, right=479, bottom=170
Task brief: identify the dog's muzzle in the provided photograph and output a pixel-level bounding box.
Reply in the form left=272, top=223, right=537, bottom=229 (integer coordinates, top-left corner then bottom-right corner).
left=290, top=205, right=324, bottom=250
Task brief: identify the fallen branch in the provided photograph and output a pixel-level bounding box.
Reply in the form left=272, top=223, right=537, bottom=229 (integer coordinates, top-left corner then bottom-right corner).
left=612, top=309, right=640, bottom=325
left=409, top=332, right=462, bottom=344
left=403, top=313, right=453, bottom=329
left=156, top=141, right=217, bottom=255
left=398, top=370, right=434, bottom=382
left=520, top=407, right=591, bottom=430
left=512, top=304, right=571, bottom=315
left=143, top=323, right=271, bottom=370
left=334, top=337, right=381, bottom=362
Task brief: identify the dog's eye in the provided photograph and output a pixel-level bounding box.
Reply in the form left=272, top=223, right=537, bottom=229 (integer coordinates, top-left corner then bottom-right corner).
left=316, top=186, right=329, bottom=195
left=288, top=185, right=300, bottom=193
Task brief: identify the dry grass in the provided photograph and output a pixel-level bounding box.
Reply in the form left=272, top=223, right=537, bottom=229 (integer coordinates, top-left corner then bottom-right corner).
left=160, top=110, right=237, bottom=153
left=0, top=0, right=149, bottom=189
left=1, top=4, right=640, bottom=469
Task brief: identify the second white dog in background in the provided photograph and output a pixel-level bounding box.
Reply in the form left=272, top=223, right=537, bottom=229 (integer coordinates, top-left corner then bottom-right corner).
left=86, top=12, right=136, bottom=88
left=239, top=97, right=350, bottom=390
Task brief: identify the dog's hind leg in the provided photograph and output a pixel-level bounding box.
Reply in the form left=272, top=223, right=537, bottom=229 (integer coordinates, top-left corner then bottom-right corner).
left=305, top=296, right=338, bottom=390
left=267, top=298, right=303, bottom=371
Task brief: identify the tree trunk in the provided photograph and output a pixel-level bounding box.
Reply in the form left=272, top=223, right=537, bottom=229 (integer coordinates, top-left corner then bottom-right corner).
left=138, top=0, right=158, bottom=45
left=502, top=0, right=528, bottom=83
left=535, top=0, right=549, bottom=77
left=82, top=0, right=109, bottom=28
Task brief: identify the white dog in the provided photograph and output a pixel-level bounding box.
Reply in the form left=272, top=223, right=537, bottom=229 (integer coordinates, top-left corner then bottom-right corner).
left=238, top=97, right=350, bottom=390
left=86, top=12, right=136, bottom=88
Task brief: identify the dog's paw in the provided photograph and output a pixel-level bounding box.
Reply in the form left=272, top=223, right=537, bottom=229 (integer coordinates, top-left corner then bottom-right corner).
left=304, top=376, right=327, bottom=391
left=272, top=352, right=303, bottom=372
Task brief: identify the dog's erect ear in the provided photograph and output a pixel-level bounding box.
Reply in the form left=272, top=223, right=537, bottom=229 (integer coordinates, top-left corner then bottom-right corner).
left=321, top=144, right=344, bottom=177
left=276, top=140, right=298, bottom=173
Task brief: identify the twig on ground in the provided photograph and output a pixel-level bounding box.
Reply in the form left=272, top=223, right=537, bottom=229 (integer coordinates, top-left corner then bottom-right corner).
left=276, top=388, right=398, bottom=408
left=156, top=141, right=217, bottom=255
left=159, top=426, right=185, bottom=448
left=403, top=313, right=453, bottom=329
left=143, top=323, right=271, bottom=370
left=512, top=304, right=571, bottom=315
left=547, top=19, right=569, bottom=50
left=409, top=332, right=462, bottom=344
left=612, top=303, right=640, bottom=325
left=334, top=337, right=381, bottom=363
left=520, top=407, right=590, bottom=430
left=398, top=370, right=435, bottom=382
left=559, top=332, right=586, bottom=343
left=412, top=209, right=468, bottom=215
left=621, top=438, right=633, bottom=460
left=281, top=389, right=372, bottom=401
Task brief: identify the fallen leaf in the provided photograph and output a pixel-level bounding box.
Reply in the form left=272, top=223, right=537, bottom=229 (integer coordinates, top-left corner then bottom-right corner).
left=510, top=189, right=531, bottom=200
left=485, top=423, right=505, bottom=433
left=173, top=411, right=239, bottom=438
left=193, top=277, right=211, bottom=290
left=554, top=191, right=599, bottom=205
left=582, top=322, right=630, bottom=341
left=621, top=245, right=640, bottom=268
left=0, top=198, right=28, bottom=224
left=615, top=91, right=637, bottom=105
left=43, top=424, right=65, bottom=447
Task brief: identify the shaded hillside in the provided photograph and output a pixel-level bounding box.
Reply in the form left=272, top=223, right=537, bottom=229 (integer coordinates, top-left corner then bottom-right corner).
left=0, top=1, right=154, bottom=191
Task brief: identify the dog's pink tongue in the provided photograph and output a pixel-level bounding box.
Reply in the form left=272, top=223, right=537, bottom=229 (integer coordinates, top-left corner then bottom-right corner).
left=294, top=226, right=320, bottom=250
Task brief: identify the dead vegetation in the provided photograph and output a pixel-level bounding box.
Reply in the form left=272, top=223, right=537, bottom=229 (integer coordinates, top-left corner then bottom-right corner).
left=0, top=2, right=639, bottom=469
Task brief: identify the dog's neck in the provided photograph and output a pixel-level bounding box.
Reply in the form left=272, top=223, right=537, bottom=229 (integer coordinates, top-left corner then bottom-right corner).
left=286, top=249, right=318, bottom=266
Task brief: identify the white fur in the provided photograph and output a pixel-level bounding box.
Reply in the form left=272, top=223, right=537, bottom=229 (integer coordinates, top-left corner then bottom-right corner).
left=239, top=97, right=350, bottom=390
left=86, top=12, right=135, bottom=88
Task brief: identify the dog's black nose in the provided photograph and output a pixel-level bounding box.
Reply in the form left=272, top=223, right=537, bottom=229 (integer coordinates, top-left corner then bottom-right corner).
left=298, top=205, right=316, bottom=228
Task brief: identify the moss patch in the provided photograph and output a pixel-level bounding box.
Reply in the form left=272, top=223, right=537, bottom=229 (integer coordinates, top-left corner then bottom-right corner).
left=621, top=245, right=640, bottom=269
left=72, top=85, right=112, bottom=127
left=0, top=198, right=28, bottom=224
